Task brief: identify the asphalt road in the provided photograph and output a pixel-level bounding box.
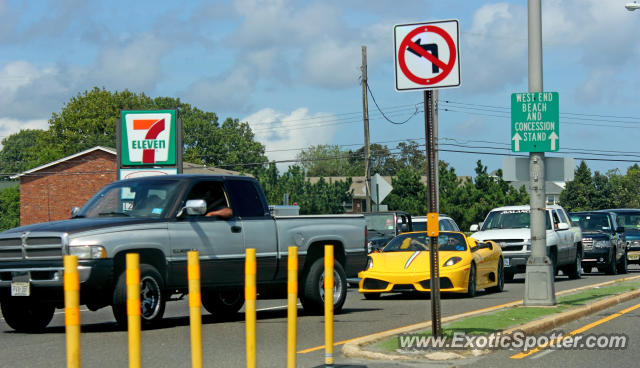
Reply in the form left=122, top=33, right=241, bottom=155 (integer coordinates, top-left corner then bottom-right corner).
left=1, top=267, right=638, bottom=368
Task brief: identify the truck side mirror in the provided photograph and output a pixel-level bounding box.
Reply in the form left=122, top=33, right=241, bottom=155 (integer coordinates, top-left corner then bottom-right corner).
left=178, top=199, right=207, bottom=217
left=470, top=224, right=478, bottom=232
left=557, top=222, right=570, bottom=230
left=71, top=207, right=80, bottom=218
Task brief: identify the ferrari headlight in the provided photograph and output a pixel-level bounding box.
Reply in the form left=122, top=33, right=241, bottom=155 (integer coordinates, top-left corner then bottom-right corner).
left=68, top=245, right=106, bottom=259
left=443, top=256, right=462, bottom=267
left=594, top=240, right=610, bottom=248
left=366, top=257, right=374, bottom=270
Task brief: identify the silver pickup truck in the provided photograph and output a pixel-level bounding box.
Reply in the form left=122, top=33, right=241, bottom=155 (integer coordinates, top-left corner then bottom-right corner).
left=0, top=175, right=367, bottom=331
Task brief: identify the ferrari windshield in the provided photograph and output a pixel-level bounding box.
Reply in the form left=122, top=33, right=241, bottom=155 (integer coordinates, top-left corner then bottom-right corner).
left=77, top=179, right=183, bottom=218
left=481, top=210, right=551, bottom=230
left=384, top=232, right=467, bottom=252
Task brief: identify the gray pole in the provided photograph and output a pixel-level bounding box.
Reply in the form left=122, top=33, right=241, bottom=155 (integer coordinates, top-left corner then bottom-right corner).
left=524, top=0, right=556, bottom=306
left=361, top=45, right=372, bottom=213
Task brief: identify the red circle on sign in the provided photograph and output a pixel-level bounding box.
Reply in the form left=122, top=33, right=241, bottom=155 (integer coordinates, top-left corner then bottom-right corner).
left=398, top=25, right=456, bottom=86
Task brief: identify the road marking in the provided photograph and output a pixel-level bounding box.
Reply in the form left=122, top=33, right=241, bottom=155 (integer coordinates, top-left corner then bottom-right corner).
left=297, top=275, right=640, bottom=355
left=257, top=303, right=300, bottom=312
left=510, top=301, right=640, bottom=359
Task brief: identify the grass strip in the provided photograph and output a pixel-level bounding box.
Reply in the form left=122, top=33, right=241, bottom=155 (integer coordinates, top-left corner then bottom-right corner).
left=371, top=278, right=640, bottom=353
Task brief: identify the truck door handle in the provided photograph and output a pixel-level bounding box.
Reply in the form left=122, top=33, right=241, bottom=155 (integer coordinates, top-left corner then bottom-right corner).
left=231, top=225, right=242, bottom=233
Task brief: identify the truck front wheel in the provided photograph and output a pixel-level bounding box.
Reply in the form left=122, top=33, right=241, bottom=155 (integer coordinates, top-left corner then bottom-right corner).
left=202, top=288, right=244, bottom=318
left=301, top=258, right=347, bottom=315
left=1, top=298, right=54, bottom=332
left=112, top=264, right=166, bottom=328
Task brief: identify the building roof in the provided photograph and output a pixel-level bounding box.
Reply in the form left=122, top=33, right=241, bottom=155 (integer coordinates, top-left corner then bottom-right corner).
left=10, top=146, right=117, bottom=179
left=11, top=146, right=248, bottom=179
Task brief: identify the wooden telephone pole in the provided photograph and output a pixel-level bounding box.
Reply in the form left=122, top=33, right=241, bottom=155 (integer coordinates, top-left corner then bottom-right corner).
left=361, top=45, right=371, bottom=212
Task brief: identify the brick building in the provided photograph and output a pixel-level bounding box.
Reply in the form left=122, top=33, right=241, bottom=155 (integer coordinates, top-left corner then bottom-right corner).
left=12, top=146, right=118, bottom=225
left=12, top=146, right=248, bottom=226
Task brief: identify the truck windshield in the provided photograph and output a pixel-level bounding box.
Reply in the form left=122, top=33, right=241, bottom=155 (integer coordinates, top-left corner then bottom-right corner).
left=365, top=214, right=396, bottom=233
left=569, top=213, right=611, bottom=232
left=77, top=179, right=183, bottom=218
left=481, top=210, right=551, bottom=230
left=613, top=212, right=640, bottom=230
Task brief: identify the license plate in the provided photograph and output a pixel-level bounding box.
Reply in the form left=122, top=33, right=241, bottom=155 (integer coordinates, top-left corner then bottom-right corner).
left=11, top=282, right=30, bottom=296
left=504, top=258, right=510, bottom=267
left=628, top=253, right=640, bottom=261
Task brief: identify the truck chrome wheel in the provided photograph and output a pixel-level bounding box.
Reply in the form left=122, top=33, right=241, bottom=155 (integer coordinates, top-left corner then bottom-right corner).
left=300, top=257, right=347, bottom=315
left=112, top=264, right=166, bottom=328
left=140, top=274, right=162, bottom=320
left=319, top=269, right=343, bottom=303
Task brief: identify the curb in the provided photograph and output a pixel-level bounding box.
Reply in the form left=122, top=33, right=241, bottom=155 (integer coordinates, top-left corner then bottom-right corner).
left=342, top=275, right=640, bottom=361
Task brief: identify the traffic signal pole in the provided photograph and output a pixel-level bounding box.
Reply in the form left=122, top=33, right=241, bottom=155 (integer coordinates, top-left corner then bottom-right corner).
left=524, top=0, right=556, bottom=306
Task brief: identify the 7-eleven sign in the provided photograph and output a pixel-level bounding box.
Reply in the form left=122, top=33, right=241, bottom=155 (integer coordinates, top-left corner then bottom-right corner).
left=121, top=110, right=177, bottom=166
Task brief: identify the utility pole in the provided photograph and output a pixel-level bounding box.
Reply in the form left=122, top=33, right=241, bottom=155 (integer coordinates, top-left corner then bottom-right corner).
left=361, top=45, right=372, bottom=213
left=524, top=0, right=555, bottom=306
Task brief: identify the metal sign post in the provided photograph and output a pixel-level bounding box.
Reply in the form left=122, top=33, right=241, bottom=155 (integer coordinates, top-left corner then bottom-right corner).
left=523, top=0, right=555, bottom=306
left=394, top=19, right=459, bottom=338
left=425, top=90, right=441, bottom=337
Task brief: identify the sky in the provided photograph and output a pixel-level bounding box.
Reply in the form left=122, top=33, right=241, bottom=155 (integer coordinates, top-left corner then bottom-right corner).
left=1, top=0, right=639, bottom=177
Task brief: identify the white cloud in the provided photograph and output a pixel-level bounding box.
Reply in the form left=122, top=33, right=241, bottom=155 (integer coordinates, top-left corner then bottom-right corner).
left=184, top=65, right=254, bottom=112
left=89, top=34, right=170, bottom=92
left=243, top=107, right=339, bottom=171
left=0, top=118, right=48, bottom=145
left=461, top=2, right=527, bottom=94
left=300, top=39, right=361, bottom=88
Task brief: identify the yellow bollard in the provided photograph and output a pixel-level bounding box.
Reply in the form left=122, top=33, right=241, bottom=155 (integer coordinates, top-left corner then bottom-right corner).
left=188, top=251, right=203, bottom=368
left=126, top=253, right=141, bottom=368
left=287, top=246, right=298, bottom=368
left=245, top=248, right=257, bottom=368
left=324, top=245, right=334, bottom=367
left=64, top=255, right=81, bottom=368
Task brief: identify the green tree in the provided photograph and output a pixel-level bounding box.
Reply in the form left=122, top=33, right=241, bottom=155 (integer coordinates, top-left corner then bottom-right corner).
left=297, top=145, right=354, bottom=176
left=255, top=164, right=353, bottom=214
left=0, top=186, right=19, bottom=231
left=608, top=164, right=640, bottom=208
left=559, top=161, right=594, bottom=211
left=2, top=87, right=268, bottom=177
left=383, top=167, right=426, bottom=215
left=0, top=130, right=53, bottom=175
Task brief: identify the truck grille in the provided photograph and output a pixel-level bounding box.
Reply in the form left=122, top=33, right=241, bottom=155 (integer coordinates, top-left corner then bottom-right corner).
left=0, top=236, right=63, bottom=260
left=491, top=239, right=525, bottom=252
left=583, top=238, right=593, bottom=251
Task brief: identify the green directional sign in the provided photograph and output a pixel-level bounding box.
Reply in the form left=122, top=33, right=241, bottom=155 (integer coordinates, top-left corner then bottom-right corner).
left=511, top=92, right=559, bottom=152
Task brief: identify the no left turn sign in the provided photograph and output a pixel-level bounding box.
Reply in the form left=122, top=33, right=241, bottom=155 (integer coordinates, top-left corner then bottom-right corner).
left=394, top=20, right=461, bottom=91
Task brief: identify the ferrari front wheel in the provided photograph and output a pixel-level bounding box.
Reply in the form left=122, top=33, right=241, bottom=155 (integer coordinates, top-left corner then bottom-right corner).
left=466, top=263, right=477, bottom=297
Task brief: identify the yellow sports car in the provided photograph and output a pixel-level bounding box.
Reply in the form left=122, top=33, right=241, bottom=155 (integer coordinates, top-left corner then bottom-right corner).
left=358, top=231, right=504, bottom=299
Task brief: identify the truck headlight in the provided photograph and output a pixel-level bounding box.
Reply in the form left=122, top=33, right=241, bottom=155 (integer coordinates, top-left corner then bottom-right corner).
left=443, top=257, right=462, bottom=267
left=594, top=240, right=609, bottom=248
left=68, top=245, right=106, bottom=259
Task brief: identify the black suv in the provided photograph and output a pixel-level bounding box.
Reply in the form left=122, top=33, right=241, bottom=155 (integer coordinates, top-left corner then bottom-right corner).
left=602, top=209, right=640, bottom=265
left=569, top=211, right=627, bottom=274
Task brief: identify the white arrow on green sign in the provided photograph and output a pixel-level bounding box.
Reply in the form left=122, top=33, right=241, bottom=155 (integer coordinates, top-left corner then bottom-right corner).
left=511, top=92, right=559, bottom=152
